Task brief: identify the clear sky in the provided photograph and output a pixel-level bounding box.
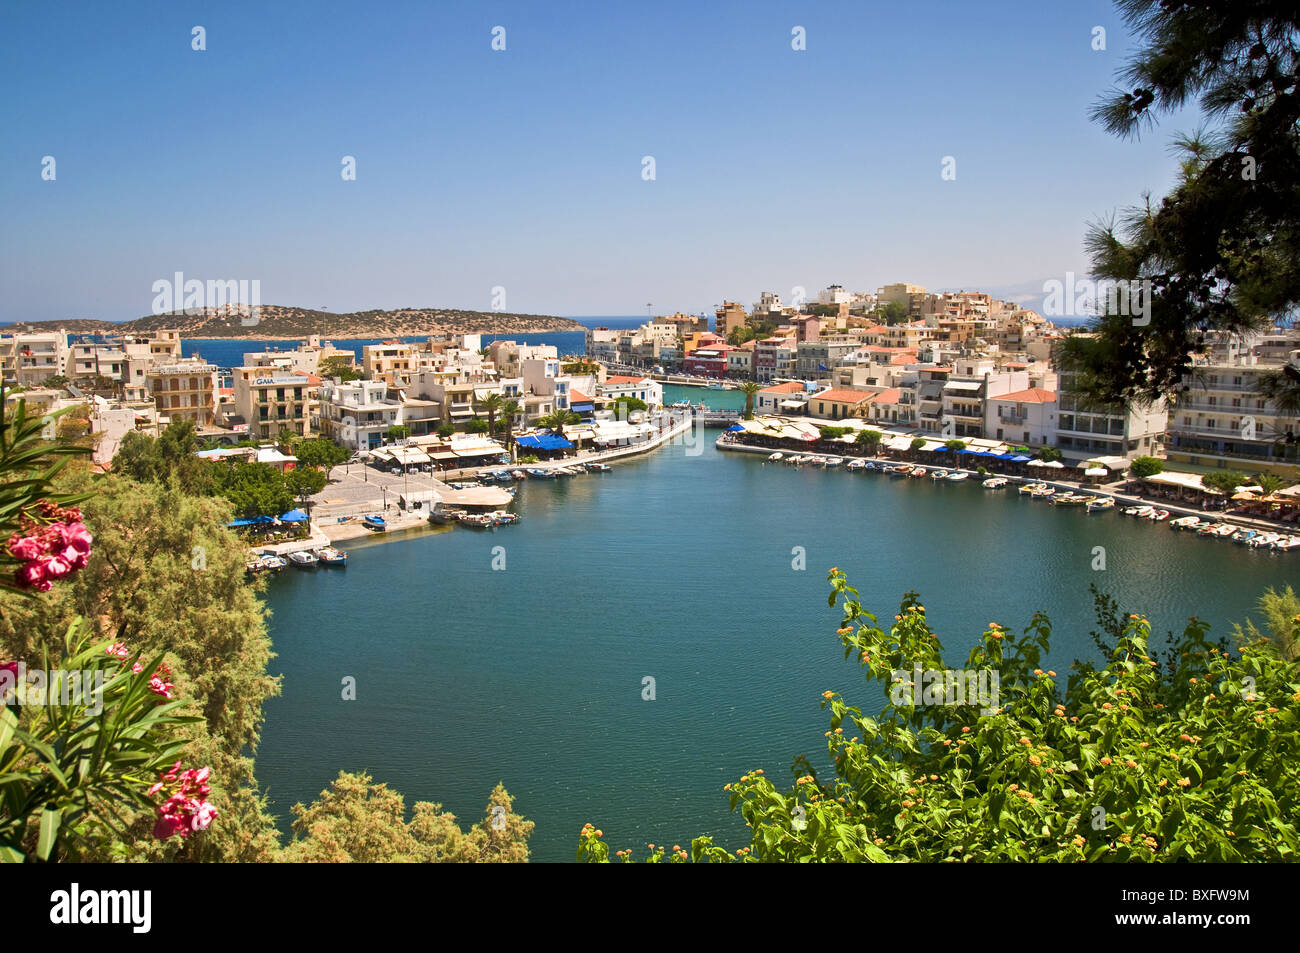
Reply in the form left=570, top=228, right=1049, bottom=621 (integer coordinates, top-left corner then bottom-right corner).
left=0, top=0, right=1197, bottom=323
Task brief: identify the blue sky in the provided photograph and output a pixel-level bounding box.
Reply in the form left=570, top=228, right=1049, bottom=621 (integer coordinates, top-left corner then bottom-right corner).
left=1, top=0, right=1197, bottom=322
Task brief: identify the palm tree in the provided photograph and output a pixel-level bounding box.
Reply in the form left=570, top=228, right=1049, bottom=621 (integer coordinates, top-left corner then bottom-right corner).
left=476, top=393, right=504, bottom=440
left=540, top=409, right=580, bottom=438
left=738, top=381, right=761, bottom=420
left=501, top=398, right=521, bottom=452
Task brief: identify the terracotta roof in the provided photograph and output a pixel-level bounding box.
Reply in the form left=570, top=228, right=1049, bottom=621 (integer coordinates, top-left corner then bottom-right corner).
left=996, top=387, right=1057, bottom=403
left=872, top=388, right=903, bottom=404
left=759, top=381, right=805, bottom=395
left=569, top=390, right=590, bottom=403
left=812, top=388, right=873, bottom=404
left=889, top=353, right=919, bottom=365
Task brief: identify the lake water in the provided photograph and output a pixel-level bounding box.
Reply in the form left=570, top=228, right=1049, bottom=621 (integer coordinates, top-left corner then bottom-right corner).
left=255, top=432, right=1298, bottom=861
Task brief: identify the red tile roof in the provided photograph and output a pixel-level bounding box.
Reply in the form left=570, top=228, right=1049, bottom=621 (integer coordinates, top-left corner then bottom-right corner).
left=812, top=389, right=873, bottom=404
left=872, top=388, right=903, bottom=404
left=996, top=387, right=1056, bottom=403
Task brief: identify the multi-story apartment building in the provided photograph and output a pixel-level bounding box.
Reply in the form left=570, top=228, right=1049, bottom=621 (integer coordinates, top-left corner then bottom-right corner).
left=876, top=283, right=928, bottom=317
left=362, top=342, right=415, bottom=387
left=147, top=360, right=219, bottom=428
left=727, top=341, right=755, bottom=379
left=795, top=338, right=862, bottom=379
left=598, top=375, right=662, bottom=409
left=984, top=388, right=1058, bottom=447
left=1, top=329, right=70, bottom=386
left=1164, top=331, right=1299, bottom=476
left=585, top=328, right=621, bottom=365
left=317, top=379, right=402, bottom=450
left=242, top=336, right=351, bottom=376
left=1055, top=370, right=1167, bottom=464
left=231, top=367, right=315, bottom=441
left=715, top=301, right=747, bottom=338
left=753, top=336, right=798, bottom=382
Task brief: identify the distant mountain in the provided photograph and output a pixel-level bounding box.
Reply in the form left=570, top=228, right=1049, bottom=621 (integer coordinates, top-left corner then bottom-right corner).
left=0, top=305, right=585, bottom=339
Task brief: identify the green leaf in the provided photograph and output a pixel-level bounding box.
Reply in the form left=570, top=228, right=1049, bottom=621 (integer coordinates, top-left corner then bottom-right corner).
left=37, top=807, right=61, bottom=861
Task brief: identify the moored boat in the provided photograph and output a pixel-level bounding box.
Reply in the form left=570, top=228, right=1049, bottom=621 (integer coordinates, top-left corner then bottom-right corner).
left=909, top=466, right=927, bottom=478
left=489, top=510, right=521, bottom=525
left=1086, top=497, right=1115, bottom=512
left=288, top=550, right=319, bottom=568
left=258, top=554, right=287, bottom=572
left=315, top=546, right=348, bottom=565
left=1019, top=482, right=1047, bottom=495
left=929, top=469, right=949, bottom=480
left=945, top=470, right=969, bottom=481
left=766, top=453, right=784, bottom=464
left=983, top=477, right=1009, bottom=489
left=1169, top=515, right=1201, bottom=530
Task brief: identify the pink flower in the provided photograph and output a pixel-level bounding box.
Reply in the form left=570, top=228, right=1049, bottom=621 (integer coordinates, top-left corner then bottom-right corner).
left=191, top=802, right=218, bottom=831
left=8, top=534, right=45, bottom=561
left=106, top=642, right=129, bottom=659
left=146, top=781, right=164, bottom=796
left=42, top=554, right=71, bottom=579
left=131, top=662, right=144, bottom=674
left=152, top=812, right=190, bottom=840
left=14, top=563, right=51, bottom=591
left=149, top=676, right=173, bottom=699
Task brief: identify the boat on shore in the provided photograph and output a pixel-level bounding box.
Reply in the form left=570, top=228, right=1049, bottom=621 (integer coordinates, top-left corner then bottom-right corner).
left=362, top=515, right=387, bottom=531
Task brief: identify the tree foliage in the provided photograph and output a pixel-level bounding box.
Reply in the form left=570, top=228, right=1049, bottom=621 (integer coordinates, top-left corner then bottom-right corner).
left=282, top=772, right=534, bottom=863
left=1060, top=0, right=1300, bottom=406
left=1128, top=455, right=1165, bottom=478
left=581, top=572, right=1300, bottom=862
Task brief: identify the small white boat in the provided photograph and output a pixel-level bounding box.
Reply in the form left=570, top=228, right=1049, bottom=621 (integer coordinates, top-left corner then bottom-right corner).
left=767, top=453, right=784, bottom=463
left=1019, top=482, right=1047, bottom=495
left=1122, top=505, right=1154, bottom=518
left=983, top=477, right=1008, bottom=489
left=1149, top=509, right=1171, bottom=521
left=1249, top=532, right=1280, bottom=548
left=1086, top=497, right=1115, bottom=512
left=910, top=466, right=928, bottom=479
left=823, top=456, right=844, bottom=468
left=1211, top=523, right=1237, bottom=538
left=287, top=550, right=319, bottom=568
left=1271, top=535, right=1300, bottom=551
left=929, top=469, right=948, bottom=480
left=846, top=458, right=866, bottom=470
left=945, top=471, right=969, bottom=482
left=314, top=546, right=348, bottom=566
left=1169, top=515, right=1201, bottom=530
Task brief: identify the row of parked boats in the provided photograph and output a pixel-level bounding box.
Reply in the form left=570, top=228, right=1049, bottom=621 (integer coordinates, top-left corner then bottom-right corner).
left=246, top=546, right=348, bottom=573
left=429, top=508, right=521, bottom=528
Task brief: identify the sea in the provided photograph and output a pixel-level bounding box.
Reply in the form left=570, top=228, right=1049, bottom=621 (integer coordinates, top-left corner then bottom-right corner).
left=254, top=374, right=1297, bottom=862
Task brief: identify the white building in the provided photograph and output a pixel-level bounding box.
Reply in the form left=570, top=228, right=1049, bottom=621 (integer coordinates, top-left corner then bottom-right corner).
left=317, top=378, right=402, bottom=450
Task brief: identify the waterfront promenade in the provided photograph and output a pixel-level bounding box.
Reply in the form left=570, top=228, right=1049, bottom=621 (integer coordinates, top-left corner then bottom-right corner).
left=304, top=412, right=699, bottom=544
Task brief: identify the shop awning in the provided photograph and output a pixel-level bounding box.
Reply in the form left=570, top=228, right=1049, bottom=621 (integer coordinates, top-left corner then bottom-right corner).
left=514, top=434, right=574, bottom=450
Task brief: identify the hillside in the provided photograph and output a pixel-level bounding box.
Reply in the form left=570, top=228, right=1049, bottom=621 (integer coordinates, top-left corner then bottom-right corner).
left=1, top=305, right=586, bottom=339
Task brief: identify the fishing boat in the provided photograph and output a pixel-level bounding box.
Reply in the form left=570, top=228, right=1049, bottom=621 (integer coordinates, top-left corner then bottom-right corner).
left=244, top=555, right=264, bottom=574
left=585, top=462, right=613, bottom=472
left=766, top=453, right=784, bottom=464
left=315, top=546, right=348, bottom=565
left=1196, top=520, right=1223, bottom=535
left=526, top=468, right=555, bottom=479
left=1211, top=523, right=1237, bottom=538
left=929, top=469, right=949, bottom=480
left=489, top=510, right=521, bottom=525
left=909, top=466, right=928, bottom=478
left=823, top=456, right=844, bottom=468
left=1050, top=493, right=1090, bottom=506
left=707, top=381, right=725, bottom=390
left=846, top=458, right=866, bottom=471
left=809, top=456, right=828, bottom=467
left=1169, top=515, right=1201, bottom=530
left=946, top=471, right=969, bottom=482
left=1019, top=482, right=1047, bottom=495
left=494, top=470, right=514, bottom=482
left=456, top=512, right=495, bottom=529
left=983, top=477, right=1009, bottom=489
left=1147, top=509, right=1171, bottom=521
left=429, top=505, right=465, bottom=524
left=1231, top=528, right=1257, bottom=545
left=511, top=470, right=527, bottom=480
left=1122, top=505, right=1153, bottom=518
left=288, top=550, right=319, bottom=569
left=1249, top=532, right=1280, bottom=549
left=1030, top=485, right=1056, bottom=499
left=1272, top=535, right=1300, bottom=551
left=1086, top=497, right=1115, bottom=512
left=255, top=553, right=287, bottom=573
left=362, top=515, right=387, bottom=531
left=863, top=461, right=880, bottom=472
left=890, top=464, right=913, bottom=478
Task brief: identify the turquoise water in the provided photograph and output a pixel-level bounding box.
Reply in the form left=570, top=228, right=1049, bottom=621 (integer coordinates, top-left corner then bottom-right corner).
left=255, top=438, right=1299, bottom=861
